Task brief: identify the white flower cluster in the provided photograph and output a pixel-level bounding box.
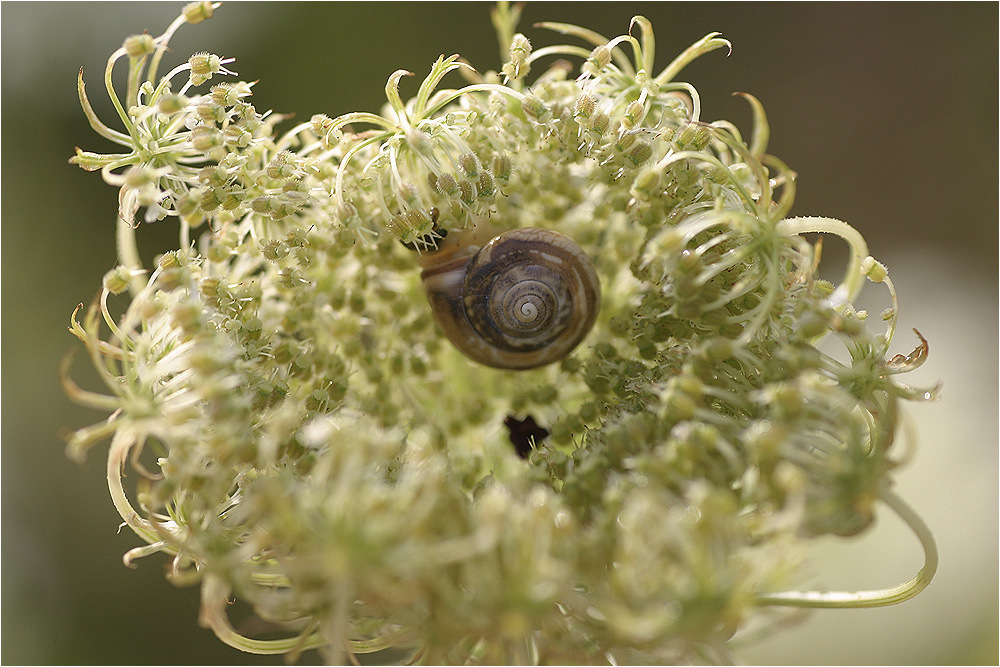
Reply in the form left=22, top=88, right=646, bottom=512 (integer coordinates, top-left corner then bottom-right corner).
left=66, top=3, right=937, bottom=663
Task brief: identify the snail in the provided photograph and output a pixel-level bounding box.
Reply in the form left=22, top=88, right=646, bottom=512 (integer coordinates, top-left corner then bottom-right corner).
left=411, top=222, right=601, bottom=370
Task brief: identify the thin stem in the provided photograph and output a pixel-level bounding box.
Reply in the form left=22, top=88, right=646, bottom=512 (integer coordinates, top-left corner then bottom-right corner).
left=777, top=215, right=869, bottom=308
left=414, top=56, right=470, bottom=118
left=654, top=32, right=731, bottom=86
left=199, top=575, right=327, bottom=655
left=655, top=150, right=761, bottom=218
left=526, top=44, right=594, bottom=66
left=123, top=541, right=169, bottom=568
left=125, top=53, right=148, bottom=113
left=709, top=123, right=773, bottom=207
left=629, top=16, right=655, bottom=76
left=327, top=112, right=400, bottom=134
left=180, top=218, right=191, bottom=250
left=756, top=485, right=937, bottom=608
left=659, top=81, right=701, bottom=121
left=654, top=32, right=733, bottom=85
left=534, top=21, right=635, bottom=77
left=334, top=132, right=391, bottom=202
left=490, top=1, right=519, bottom=67
left=763, top=153, right=797, bottom=221
left=107, top=431, right=161, bottom=546
left=77, top=69, right=132, bottom=145
left=105, top=49, right=140, bottom=146
left=147, top=11, right=192, bottom=85
left=422, top=83, right=526, bottom=118
left=733, top=92, right=769, bottom=160
left=385, top=70, right=415, bottom=130
left=116, top=214, right=146, bottom=294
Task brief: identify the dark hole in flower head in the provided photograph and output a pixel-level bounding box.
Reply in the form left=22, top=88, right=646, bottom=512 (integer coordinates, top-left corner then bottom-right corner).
left=504, top=414, right=549, bottom=459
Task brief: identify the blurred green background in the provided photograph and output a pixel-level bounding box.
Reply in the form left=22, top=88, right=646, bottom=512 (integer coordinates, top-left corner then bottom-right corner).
left=2, top=2, right=996, bottom=664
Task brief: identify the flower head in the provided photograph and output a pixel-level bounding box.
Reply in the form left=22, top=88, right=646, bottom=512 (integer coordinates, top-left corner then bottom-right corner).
left=65, top=4, right=938, bottom=664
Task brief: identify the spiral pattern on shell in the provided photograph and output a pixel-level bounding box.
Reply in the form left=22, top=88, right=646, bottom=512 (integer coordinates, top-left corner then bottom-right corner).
left=466, top=229, right=596, bottom=353
left=419, top=227, right=601, bottom=370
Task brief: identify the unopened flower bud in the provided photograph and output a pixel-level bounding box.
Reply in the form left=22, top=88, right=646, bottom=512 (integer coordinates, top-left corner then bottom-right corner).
left=574, top=93, right=596, bottom=121
left=103, top=266, right=131, bottom=295
left=123, top=34, right=156, bottom=59
left=189, top=52, right=222, bottom=86
left=584, top=45, right=612, bottom=75
left=182, top=0, right=215, bottom=24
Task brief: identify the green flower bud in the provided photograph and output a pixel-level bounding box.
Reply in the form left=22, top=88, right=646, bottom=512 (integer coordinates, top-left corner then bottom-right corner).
left=188, top=52, right=222, bottom=86
left=190, top=125, right=222, bottom=151
left=123, top=34, right=156, bottom=59
left=584, top=44, right=612, bottom=75
left=182, top=0, right=215, bottom=23
left=458, top=152, right=479, bottom=179
left=102, top=266, right=131, bottom=295
left=574, top=93, right=596, bottom=121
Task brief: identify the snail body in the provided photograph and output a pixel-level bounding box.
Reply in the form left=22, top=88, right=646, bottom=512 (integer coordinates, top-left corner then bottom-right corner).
left=416, top=226, right=601, bottom=370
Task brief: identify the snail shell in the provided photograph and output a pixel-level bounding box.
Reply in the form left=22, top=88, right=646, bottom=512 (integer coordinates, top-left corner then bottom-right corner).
left=417, top=227, right=601, bottom=370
